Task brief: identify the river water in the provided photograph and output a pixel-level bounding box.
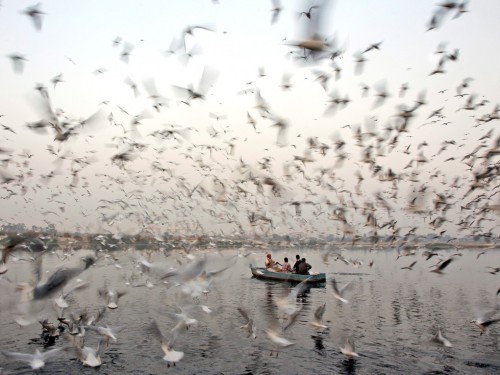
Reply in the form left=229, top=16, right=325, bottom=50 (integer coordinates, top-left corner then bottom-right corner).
left=0, top=246, right=499, bottom=374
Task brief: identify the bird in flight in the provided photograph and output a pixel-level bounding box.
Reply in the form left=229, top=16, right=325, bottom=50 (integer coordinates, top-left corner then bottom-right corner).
left=22, top=2, right=45, bottom=31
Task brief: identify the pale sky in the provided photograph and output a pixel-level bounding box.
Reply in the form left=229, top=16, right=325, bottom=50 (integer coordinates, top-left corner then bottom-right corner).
left=0, top=0, right=499, bottom=241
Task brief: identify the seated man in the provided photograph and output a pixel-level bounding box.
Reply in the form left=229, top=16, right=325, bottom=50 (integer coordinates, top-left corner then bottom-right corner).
left=292, top=254, right=301, bottom=273
left=281, top=257, right=292, bottom=273
left=297, top=258, right=311, bottom=275
left=265, top=253, right=280, bottom=271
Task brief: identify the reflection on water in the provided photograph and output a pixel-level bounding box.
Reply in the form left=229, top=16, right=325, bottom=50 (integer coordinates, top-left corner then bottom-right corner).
left=0, top=247, right=499, bottom=374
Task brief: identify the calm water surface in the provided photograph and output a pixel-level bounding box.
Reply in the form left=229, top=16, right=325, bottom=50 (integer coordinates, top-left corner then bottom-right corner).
left=0, top=247, right=499, bottom=374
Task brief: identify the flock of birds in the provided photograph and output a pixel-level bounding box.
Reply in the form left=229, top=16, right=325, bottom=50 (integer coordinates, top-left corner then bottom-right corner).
left=0, top=0, right=499, bottom=371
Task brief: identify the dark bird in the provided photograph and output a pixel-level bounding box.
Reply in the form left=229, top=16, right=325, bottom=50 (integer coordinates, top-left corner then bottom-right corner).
left=33, top=256, right=95, bottom=299
left=401, top=260, right=417, bottom=270
left=7, top=53, right=27, bottom=74
left=362, top=41, right=382, bottom=54
left=271, top=0, right=283, bottom=24
left=430, top=257, right=453, bottom=274
left=22, top=2, right=45, bottom=31
left=299, top=5, right=319, bottom=19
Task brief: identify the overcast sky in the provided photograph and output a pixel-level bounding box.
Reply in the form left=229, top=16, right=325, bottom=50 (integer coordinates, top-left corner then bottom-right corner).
left=0, top=0, right=499, bottom=241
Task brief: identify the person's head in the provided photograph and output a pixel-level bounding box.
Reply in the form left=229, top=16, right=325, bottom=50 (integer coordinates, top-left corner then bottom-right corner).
left=302, top=258, right=306, bottom=262
left=267, top=253, right=272, bottom=259
left=284, top=257, right=288, bottom=262
left=296, top=254, right=300, bottom=260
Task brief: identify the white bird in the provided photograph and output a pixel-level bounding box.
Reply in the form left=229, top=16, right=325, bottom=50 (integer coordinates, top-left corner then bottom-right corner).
left=68, top=334, right=103, bottom=367
left=340, top=337, right=359, bottom=358
left=310, top=303, right=328, bottom=329
left=98, top=285, right=126, bottom=309
left=2, top=347, right=62, bottom=370
left=237, top=307, right=257, bottom=338
left=150, top=320, right=184, bottom=367
left=433, top=327, right=453, bottom=347
left=275, top=277, right=310, bottom=330
left=82, top=325, right=118, bottom=346
left=265, top=328, right=294, bottom=357
left=471, top=310, right=500, bottom=336
left=331, top=279, right=351, bottom=304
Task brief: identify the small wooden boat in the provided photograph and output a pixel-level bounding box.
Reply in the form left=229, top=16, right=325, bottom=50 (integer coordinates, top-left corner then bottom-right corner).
left=250, top=264, right=326, bottom=283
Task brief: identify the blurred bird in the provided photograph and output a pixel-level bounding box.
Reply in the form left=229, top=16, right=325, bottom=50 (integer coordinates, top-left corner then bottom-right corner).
left=433, top=326, right=453, bottom=347
left=430, top=257, right=453, bottom=274
left=331, top=279, right=351, bottom=304
left=471, top=310, right=500, bottom=336
left=69, top=335, right=103, bottom=367
left=7, top=53, right=28, bottom=74
left=340, top=336, right=359, bottom=358
left=237, top=307, right=257, bottom=338
left=401, top=260, right=417, bottom=270
left=98, top=285, right=126, bottom=309
left=310, top=303, right=327, bottom=329
left=265, top=328, right=294, bottom=357
left=2, top=347, right=62, bottom=370
left=22, top=2, right=45, bottom=31
left=149, top=320, right=184, bottom=367
left=270, top=0, right=283, bottom=24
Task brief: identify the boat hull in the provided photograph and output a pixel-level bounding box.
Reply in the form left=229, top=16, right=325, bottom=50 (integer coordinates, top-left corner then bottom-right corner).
left=250, top=265, right=326, bottom=283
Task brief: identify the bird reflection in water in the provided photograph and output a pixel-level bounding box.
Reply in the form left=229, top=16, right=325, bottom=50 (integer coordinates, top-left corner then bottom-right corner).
left=311, top=333, right=325, bottom=351
left=341, top=357, right=358, bottom=375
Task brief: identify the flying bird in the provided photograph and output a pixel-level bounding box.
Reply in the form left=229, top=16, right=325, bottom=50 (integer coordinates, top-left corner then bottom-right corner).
left=433, top=326, right=453, bottom=347
left=270, top=0, right=283, bottom=24
left=331, top=279, right=351, bottom=304
left=471, top=310, right=500, bottom=336
left=7, top=53, right=27, bottom=74
left=430, top=257, right=453, bottom=274
left=2, top=347, right=62, bottom=370
left=149, top=320, right=184, bottom=367
left=22, top=2, right=45, bottom=31
left=310, top=303, right=327, bottom=329
left=237, top=307, right=257, bottom=338
left=401, top=260, right=417, bottom=270
left=340, top=336, right=359, bottom=358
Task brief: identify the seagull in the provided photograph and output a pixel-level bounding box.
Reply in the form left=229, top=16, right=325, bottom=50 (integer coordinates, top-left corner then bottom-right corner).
left=71, top=338, right=103, bottom=367
left=270, top=0, right=282, bottom=24
left=310, top=303, right=328, bottom=329
left=430, top=257, right=453, bottom=274
left=149, top=320, right=184, bottom=367
left=331, top=279, right=351, bottom=304
left=265, top=328, right=294, bottom=357
left=237, top=307, right=257, bottom=338
left=340, top=336, right=359, bottom=358
left=81, top=325, right=118, bottom=347
left=7, top=53, right=27, bottom=74
left=22, top=2, right=45, bottom=31
left=401, top=260, right=417, bottom=270
left=98, top=285, right=126, bottom=309
left=433, top=326, right=453, bottom=347
left=33, top=256, right=95, bottom=300
left=276, top=277, right=310, bottom=330
left=2, top=347, right=62, bottom=370
left=471, top=310, right=500, bottom=336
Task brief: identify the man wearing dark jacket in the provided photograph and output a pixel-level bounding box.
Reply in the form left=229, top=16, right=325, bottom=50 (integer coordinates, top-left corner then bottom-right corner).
left=292, top=254, right=301, bottom=273
left=297, top=258, right=311, bottom=275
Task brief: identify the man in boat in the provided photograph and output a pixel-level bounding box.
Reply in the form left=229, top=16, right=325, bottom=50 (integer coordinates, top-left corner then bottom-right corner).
left=281, top=257, right=292, bottom=273
left=297, top=258, right=312, bottom=275
left=265, top=253, right=281, bottom=271
left=292, top=254, right=301, bottom=273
